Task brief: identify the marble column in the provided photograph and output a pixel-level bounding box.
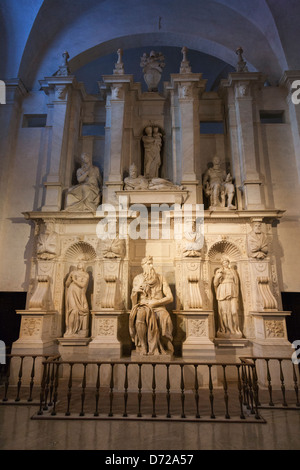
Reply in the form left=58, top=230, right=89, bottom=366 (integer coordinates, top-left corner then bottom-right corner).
left=101, top=75, right=134, bottom=204
left=223, top=73, right=265, bottom=210
left=170, top=73, right=206, bottom=203
left=39, top=76, right=78, bottom=211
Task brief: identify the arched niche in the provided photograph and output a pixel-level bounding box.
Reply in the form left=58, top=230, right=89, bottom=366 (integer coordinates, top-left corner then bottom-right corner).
left=207, top=239, right=245, bottom=335
left=62, top=241, right=97, bottom=317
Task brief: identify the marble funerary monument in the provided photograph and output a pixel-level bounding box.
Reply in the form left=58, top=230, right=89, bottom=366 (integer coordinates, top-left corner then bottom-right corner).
left=12, top=47, right=292, bottom=371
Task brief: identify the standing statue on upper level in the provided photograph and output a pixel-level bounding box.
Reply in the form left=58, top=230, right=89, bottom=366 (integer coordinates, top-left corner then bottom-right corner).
left=64, top=152, right=102, bottom=212
left=129, top=256, right=174, bottom=356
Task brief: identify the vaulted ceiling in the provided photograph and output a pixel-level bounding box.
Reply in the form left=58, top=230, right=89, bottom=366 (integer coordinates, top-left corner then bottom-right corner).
left=0, top=0, right=299, bottom=91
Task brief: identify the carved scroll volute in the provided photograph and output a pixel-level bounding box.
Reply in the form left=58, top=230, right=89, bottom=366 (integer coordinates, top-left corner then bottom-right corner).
left=186, top=274, right=202, bottom=309
left=257, top=276, right=278, bottom=310
left=101, top=275, right=117, bottom=309
left=28, top=275, right=53, bottom=311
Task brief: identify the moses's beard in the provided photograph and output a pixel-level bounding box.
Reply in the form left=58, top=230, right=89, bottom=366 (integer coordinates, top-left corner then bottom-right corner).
left=143, top=266, right=157, bottom=283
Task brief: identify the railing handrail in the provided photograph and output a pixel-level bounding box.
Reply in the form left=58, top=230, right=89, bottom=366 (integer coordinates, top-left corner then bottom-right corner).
left=40, top=358, right=255, bottom=367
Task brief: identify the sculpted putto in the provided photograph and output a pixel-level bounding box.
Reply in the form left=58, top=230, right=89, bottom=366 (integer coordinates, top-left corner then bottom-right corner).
left=129, top=256, right=174, bottom=355
left=65, top=152, right=102, bottom=211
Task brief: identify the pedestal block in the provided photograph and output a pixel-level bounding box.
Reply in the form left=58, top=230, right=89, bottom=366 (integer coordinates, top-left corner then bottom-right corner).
left=13, top=310, right=58, bottom=353
left=174, top=310, right=215, bottom=360
left=10, top=310, right=58, bottom=384
left=250, top=310, right=294, bottom=388
left=89, top=310, right=125, bottom=357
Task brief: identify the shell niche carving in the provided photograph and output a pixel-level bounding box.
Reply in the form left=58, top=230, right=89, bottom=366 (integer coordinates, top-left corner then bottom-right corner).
left=208, top=240, right=241, bottom=262
left=64, top=241, right=96, bottom=262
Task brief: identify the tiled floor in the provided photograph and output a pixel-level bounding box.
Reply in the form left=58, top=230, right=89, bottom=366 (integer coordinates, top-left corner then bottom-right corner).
left=0, top=404, right=299, bottom=451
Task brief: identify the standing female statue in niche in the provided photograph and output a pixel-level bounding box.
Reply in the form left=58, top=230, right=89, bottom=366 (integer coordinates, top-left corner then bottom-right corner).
left=64, top=262, right=90, bottom=337
left=213, top=257, right=242, bottom=338
left=64, top=152, right=102, bottom=211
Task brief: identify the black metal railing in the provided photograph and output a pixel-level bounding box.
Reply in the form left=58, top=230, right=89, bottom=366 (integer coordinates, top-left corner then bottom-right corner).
left=240, top=357, right=300, bottom=410
left=32, top=359, right=265, bottom=422
left=0, top=354, right=60, bottom=404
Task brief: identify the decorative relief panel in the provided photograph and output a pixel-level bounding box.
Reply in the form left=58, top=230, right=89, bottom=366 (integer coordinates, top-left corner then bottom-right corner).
left=265, top=320, right=285, bottom=338
left=97, top=318, right=115, bottom=337
left=189, top=319, right=207, bottom=337
left=21, top=318, right=42, bottom=337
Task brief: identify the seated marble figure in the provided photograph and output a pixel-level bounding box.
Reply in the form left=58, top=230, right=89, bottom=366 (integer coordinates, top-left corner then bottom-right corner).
left=129, top=256, right=174, bottom=355
left=64, top=152, right=102, bottom=211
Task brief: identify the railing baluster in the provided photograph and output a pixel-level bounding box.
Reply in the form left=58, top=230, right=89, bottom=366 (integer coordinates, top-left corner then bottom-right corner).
left=247, top=364, right=255, bottom=414
left=279, top=359, right=288, bottom=407
left=51, top=362, right=60, bottom=416
left=241, top=363, right=250, bottom=408
left=80, top=363, right=87, bottom=416
left=65, top=363, right=73, bottom=416
left=152, top=364, right=156, bottom=418
left=2, top=356, right=11, bottom=402
left=266, top=359, right=274, bottom=406
left=166, top=364, right=171, bottom=418
left=48, top=359, right=56, bottom=406
left=222, top=365, right=230, bottom=419
left=123, top=363, right=128, bottom=417
left=108, top=363, right=114, bottom=417
left=137, top=363, right=142, bottom=417
left=37, top=360, right=48, bottom=415
left=292, top=362, right=300, bottom=407
left=43, top=360, right=51, bottom=410
left=237, top=365, right=245, bottom=420
left=252, top=359, right=260, bottom=405
left=251, top=364, right=261, bottom=420
left=94, top=363, right=101, bottom=417
left=15, top=356, right=24, bottom=402
left=27, top=356, right=36, bottom=402
left=194, top=365, right=200, bottom=419
left=208, top=364, right=215, bottom=419
left=180, top=364, right=186, bottom=418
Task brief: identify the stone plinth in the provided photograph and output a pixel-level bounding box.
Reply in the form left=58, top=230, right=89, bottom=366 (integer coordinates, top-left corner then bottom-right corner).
left=89, top=309, right=125, bottom=357
left=249, top=310, right=294, bottom=388
left=174, top=310, right=215, bottom=359
left=13, top=310, right=57, bottom=353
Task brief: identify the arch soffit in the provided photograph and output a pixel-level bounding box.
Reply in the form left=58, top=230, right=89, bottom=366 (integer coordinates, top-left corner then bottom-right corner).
left=15, top=0, right=287, bottom=89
